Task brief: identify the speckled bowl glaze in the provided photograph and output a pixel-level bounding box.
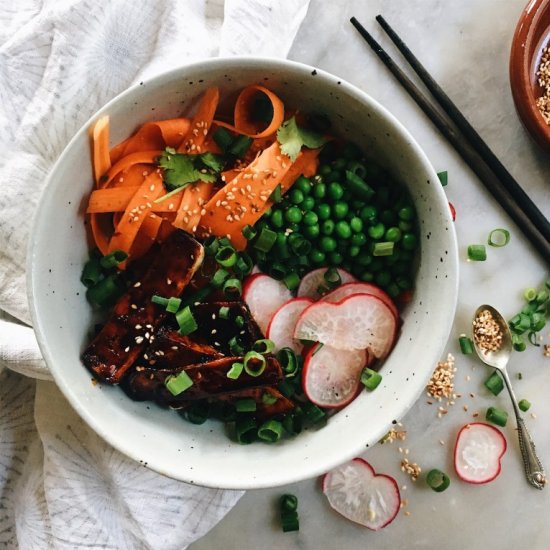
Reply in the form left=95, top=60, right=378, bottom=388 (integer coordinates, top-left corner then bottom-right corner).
left=28, top=57, right=458, bottom=489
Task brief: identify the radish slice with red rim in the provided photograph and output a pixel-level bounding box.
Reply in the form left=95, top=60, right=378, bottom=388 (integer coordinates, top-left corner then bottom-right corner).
left=242, top=274, right=292, bottom=335
left=266, top=298, right=313, bottom=354
left=297, top=268, right=357, bottom=299
left=454, top=422, right=507, bottom=484
left=294, top=294, right=397, bottom=357
left=302, top=344, right=368, bottom=408
left=323, top=458, right=401, bottom=530
left=321, top=282, right=399, bottom=319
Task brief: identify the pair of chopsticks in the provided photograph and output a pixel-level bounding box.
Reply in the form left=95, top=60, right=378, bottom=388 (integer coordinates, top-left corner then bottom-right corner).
left=350, top=16, right=550, bottom=264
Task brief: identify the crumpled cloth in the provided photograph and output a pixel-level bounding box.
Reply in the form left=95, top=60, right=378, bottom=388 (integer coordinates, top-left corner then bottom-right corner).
left=0, top=0, right=310, bottom=547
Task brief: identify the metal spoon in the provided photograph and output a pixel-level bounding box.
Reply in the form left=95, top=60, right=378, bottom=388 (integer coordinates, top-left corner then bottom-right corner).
left=472, top=305, right=546, bottom=489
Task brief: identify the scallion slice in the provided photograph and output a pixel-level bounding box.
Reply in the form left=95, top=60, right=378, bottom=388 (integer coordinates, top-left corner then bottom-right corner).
left=229, top=336, right=244, bottom=356
left=81, top=259, right=102, bottom=288
left=215, top=246, right=237, bottom=268
left=437, top=171, right=448, bottom=186
left=458, top=335, right=474, bottom=355
left=484, top=371, right=504, bottom=396
left=203, top=236, right=220, bottom=256
left=269, top=183, right=283, bottom=203
left=261, top=392, right=278, bottom=405
left=235, top=398, right=257, bottom=412
left=184, top=401, right=210, bottom=425
left=211, top=268, right=230, bottom=288
left=100, top=249, right=128, bottom=269
left=223, top=278, right=242, bottom=299
left=253, top=339, right=275, bottom=355
left=277, top=347, right=298, bottom=377
left=280, top=494, right=298, bottom=512
left=235, top=315, right=245, bottom=329
left=235, top=253, right=253, bottom=277
left=324, top=267, right=341, bottom=289
left=235, top=418, right=257, bottom=444
left=301, top=402, right=326, bottom=424
left=165, top=370, right=193, bottom=396
left=226, top=361, right=244, bottom=380
left=219, top=306, right=231, bottom=320
left=258, top=419, right=283, bottom=443
left=486, top=406, right=508, bottom=427
left=243, top=350, right=267, bottom=377
left=175, top=306, right=198, bottom=336
left=86, top=275, right=125, bottom=308
left=524, top=287, right=538, bottom=302
left=166, top=297, right=182, bottom=314
left=373, top=241, right=395, bottom=257
left=345, top=170, right=375, bottom=200
left=288, top=233, right=311, bottom=256
left=283, top=271, right=300, bottom=291
left=512, top=333, right=526, bottom=352
left=488, top=228, right=510, bottom=248
left=254, top=227, right=277, bottom=252
left=426, top=469, right=450, bottom=492
left=467, top=244, right=487, bottom=261
left=361, top=367, right=382, bottom=391
left=152, top=295, right=169, bottom=307
left=242, top=224, right=257, bottom=241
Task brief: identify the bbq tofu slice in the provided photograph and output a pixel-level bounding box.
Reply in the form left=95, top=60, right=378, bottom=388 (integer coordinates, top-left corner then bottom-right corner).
left=82, top=231, right=204, bottom=383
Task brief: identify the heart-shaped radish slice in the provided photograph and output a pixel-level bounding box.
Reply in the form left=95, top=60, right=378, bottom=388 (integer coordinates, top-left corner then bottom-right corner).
left=454, top=422, right=507, bottom=484
left=266, top=298, right=313, bottom=354
left=321, top=282, right=399, bottom=319
left=302, top=344, right=367, bottom=408
left=243, top=274, right=292, bottom=335
left=294, top=294, right=397, bottom=357
left=323, top=458, right=401, bottom=530
left=297, top=268, right=357, bottom=299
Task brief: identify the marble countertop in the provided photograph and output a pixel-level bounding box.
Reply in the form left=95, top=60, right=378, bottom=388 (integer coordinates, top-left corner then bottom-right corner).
left=191, top=0, right=550, bottom=548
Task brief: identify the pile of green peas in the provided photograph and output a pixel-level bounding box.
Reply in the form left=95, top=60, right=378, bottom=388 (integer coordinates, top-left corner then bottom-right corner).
left=249, top=142, right=418, bottom=298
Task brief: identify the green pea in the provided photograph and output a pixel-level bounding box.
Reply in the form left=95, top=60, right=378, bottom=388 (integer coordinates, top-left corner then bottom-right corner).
left=335, top=221, right=352, bottom=239
left=398, top=205, right=415, bottom=221
left=380, top=209, right=396, bottom=225
left=285, top=207, right=303, bottom=224
left=322, top=220, right=335, bottom=235
left=351, top=233, right=367, bottom=247
left=332, top=202, right=349, bottom=220
left=402, top=233, right=418, bottom=250
left=327, top=182, right=344, bottom=201
left=316, top=203, right=331, bottom=220
left=327, top=171, right=342, bottom=183
left=270, top=210, right=284, bottom=229
left=356, top=252, right=372, bottom=266
left=303, top=211, right=319, bottom=226
left=320, top=236, right=337, bottom=252
left=398, top=220, right=413, bottom=232
left=290, top=189, right=304, bottom=205
left=368, top=223, right=385, bottom=240
left=349, top=217, right=363, bottom=233
left=312, top=182, right=326, bottom=199
left=309, top=249, right=326, bottom=264
left=375, top=271, right=392, bottom=286
left=295, top=176, right=312, bottom=195
left=303, top=224, right=320, bottom=239
left=359, top=271, right=374, bottom=282
left=385, top=227, right=402, bottom=242
left=302, top=196, right=315, bottom=211
left=360, top=205, right=378, bottom=223
left=347, top=245, right=360, bottom=257
left=329, top=252, right=344, bottom=265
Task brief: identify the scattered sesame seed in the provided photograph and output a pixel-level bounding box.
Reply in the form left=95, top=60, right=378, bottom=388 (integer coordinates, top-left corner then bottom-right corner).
left=133, top=282, right=141, bottom=287
left=135, top=336, right=144, bottom=344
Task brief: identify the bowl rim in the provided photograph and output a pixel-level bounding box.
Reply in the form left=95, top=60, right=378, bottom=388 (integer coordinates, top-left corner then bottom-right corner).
left=27, top=55, right=459, bottom=489
left=510, top=0, right=550, bottom=152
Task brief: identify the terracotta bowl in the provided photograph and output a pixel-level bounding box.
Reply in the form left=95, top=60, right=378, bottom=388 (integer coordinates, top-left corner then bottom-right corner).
left=510, top=0, right=550, bottom=152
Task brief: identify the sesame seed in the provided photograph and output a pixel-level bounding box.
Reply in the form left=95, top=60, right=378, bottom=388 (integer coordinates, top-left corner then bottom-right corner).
left=133, top=282, right=141, bottom=287
left=135, top=336, right=144, bottom=344
left=124, top=346, right=130, bottom=352
left=131, top=304, right=138, bottom=310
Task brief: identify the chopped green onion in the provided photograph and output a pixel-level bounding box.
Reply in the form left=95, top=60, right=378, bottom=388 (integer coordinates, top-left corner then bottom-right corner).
left=270, top=183, right=283, bottom=203
left=426, top=469, right=450, bottom=492
left=361, top=367, right=382, bottom=391
left=324, top=267, right=342, bottom=289
left=467, top=244, right=487, bottom=261
left=524, top=287, right=538, bottom=302
left=100, top=249, right=128, bottom=269
left=253, top=339, right=275, bottom=354
left=373, top=241, right=395, bottom=257
left=517, top=372, right=523, bottom=380
left=512, top=333, right=526, bottom=352
left=235, top=418, right=257, bottom=444
left=288, top=233, right=311, bottom=256
left=209, top=401, right=236, bottom=422
left=235, top=398, right=257, bottom=412
left=518, top=399, right=531, bottom=412
left=153, top=184, right=191, bottom=204
left=281, top=510, right=299, bottom=532
left=244, top=351, right=267, bottom=377
left=235, top=315, right=245, bottom=329
left=165, top=370, right=193, bottom=396
left=536, top=290, right=549, bottom=304
left=181, top=286, right=212, bottom=307
left=242, top=224, right=257, bottom=241
left=213, top=127, right=234, bottom=153
left=258, top=419, right=284, bottom=442
left=280, top=494, right=298, bottom=512
left=282, top=412, right=303, bottom=435
left=528, top=331, right=540, bottom=346
left=488, top=228, right=510, bottom=248
left=486, top=406, right=508, bottom=427
left=86, top=275, right=125, bottom=308
left=459, top=335, right=474, bottom=355
left=228, top=135, right=253, bottom=158
left=277, top=347, right=299, bottom=377
left=215, top=246, right=238, bottom=268
left=219, top=306, right=231, bottom=320
left=437, top=171, right=448, bottom=186
left=278, top=379, right=296, bottom=398
left=345, top=170, right=375, bottom=200
left=203, top=236, right=220, bottom=256
left=254, top=227, right=277, bottom=252
left=235, top=253, right=253, bottom=277
left=229, top=337, right=245, bottom=356
left=262, top=392, right=278, bottom=405
left=185, top=401, right=210, bottom=425
left=152, top=295, right=169, bottom=307
left=175, top=306, right=198, bottom=336
left=166, top=297, right=182, bottom=314
left=226, top=361, right=244, bottom=380
left=269, top=262, right=287, bottom=280
left=211, top=268, right=230, bottom=288
left=81, top=258, right=102, bottom=288
left=484, top=371, right=504, bottom=396
left=223, top=278, right=242, bottom=299
left=283, top=271, right=300, bottom=291
left=301, top=402, right=326, bottom=424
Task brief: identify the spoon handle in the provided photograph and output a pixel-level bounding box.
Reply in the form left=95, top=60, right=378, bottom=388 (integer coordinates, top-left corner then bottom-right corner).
left=501, top=367, right=546, bottom=489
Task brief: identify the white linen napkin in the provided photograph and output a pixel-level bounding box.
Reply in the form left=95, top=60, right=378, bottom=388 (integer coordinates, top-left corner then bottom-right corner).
left=0, top=0, right=311, bottom=547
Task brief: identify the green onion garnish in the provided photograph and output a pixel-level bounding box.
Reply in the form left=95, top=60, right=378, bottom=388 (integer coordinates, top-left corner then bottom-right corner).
left=288, top=233, right=311, bottom=256
left=243, top=350, right=267, bottom=377
left=458, top=335, right=474, bottom=354
left=219, top=306, right=230, bottom=320
left=426, top=469, right=450, bottom=492
left=512, top=333, right=526, bottom=352
left=373, top=241, right=395, bottom=257
left=229, top=336, right=244, bottom=356
left=252, top=339, right=275, bottom=355
left=235, top=253, right=253, bottom=277
left=181, top=286, right=212, bottom=307
left=152, top=295, right=169, bottom=307
left=203, top=236, right=220, bottom=256
left=437, top=171, right=448, bottom=186
left=223, top=278, right=242, bottom=299
left=524, top=287, right=538, bottom=302
left=280, top=494, right=298, bottom=512
left=301, top=402, right=326, bottom=424
left=86, top=275, right=125, bottom=308
left=81, top=258, right=102, bottom=288
left=277, top=347, right=299, bottom=377
left=215, top=246, right=237, bottom=268
left=528, top=331, right=540, bottom=346
left=486, top=406, right=508, bottom=427
left=277, top=379, right=296, bottom=398
left=281, top=510, right=299, bottom=532
left=226, top=361, right=244, bottom=380
left=235, top=398, right=257, bottom=413
left=283, top=271, right=300, bottom=291
left=518, top=399, right=531, bottom=412
left=100, top=249, right=128, bottom=269
left=166, top=297, right=182, bottom=314
left=185, top=401, right=210, bottom=425
left=467, top=244, right=487, bottom=261
left=324, top=267, right=342, bottom=289
left=235, top=418, right=257, bottom=444
left=345, top=170, right=375, bottom=200
left=262, top=392, right=278, bottom=405
left=361, top=367, right=382, bottom=391
left=488, top=228, right=510, bottom=248
left=242, top=224, right=257, bottom=241
left=254, top=227, right=277, bottom=252
left=269, top=183, right=283, bottom=203
left=165, top=370, right=193, bottom=396
left=269, top=262, right=287, bottom=280
left=258, top=419, right=284, bottom=443
left=484, top=371, right=504, bottom=396
left=282, top=412, right=302, bottom=435
left=175, top=306, right=198, bottom=336
left=235, top=315, right=245, bottom=329
left=211, top=268, right=230, bottom=288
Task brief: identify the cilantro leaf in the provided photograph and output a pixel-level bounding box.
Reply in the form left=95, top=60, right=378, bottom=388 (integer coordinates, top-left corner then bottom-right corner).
left=198, top=152, right=225, bottom=173
left=157, top=149, right=216, bottom=190
left=276, top=116, right=328, bottom=162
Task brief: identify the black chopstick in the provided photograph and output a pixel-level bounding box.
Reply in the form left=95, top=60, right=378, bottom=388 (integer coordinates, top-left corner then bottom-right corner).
left=350, top=16, right=550, bottom=264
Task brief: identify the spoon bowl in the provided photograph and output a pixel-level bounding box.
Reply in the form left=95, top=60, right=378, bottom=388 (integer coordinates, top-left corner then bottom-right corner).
left=472, top=304, right=513, bottom=370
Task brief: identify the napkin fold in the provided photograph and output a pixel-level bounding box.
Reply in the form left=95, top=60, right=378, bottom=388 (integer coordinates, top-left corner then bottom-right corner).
left=0, top=0, right=311, bottom=547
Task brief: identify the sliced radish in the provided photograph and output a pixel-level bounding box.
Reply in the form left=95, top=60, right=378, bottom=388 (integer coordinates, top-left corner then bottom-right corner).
left=323, top=458, right=401, bottom=530
left=321, top=282, right=399, bottom=319
left=242, top=274, right=293, bottom=335
left=297, top=268, right=357, bottom=299
left=302, top=344, right=367, bottom=408
left=266, top=298, right=313, bottom=354
left=294, top=294, right=397, bottom=358
left=454, top=422, right=507, bottom=484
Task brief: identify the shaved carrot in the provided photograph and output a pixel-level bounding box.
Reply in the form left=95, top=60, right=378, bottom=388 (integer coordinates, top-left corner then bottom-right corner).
left=173, top=182, right=214, bottom=232
left=87, top=186, right=185, bottom=214
left=92, top=116, right=111, bottom=186
left=130, top=213, right=163, bottom=259
left=100, top=151, right=162, bottom=189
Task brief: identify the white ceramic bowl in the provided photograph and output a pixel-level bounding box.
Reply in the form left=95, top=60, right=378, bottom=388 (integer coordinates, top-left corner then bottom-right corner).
left=28, top=57, right=458, bottom=489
